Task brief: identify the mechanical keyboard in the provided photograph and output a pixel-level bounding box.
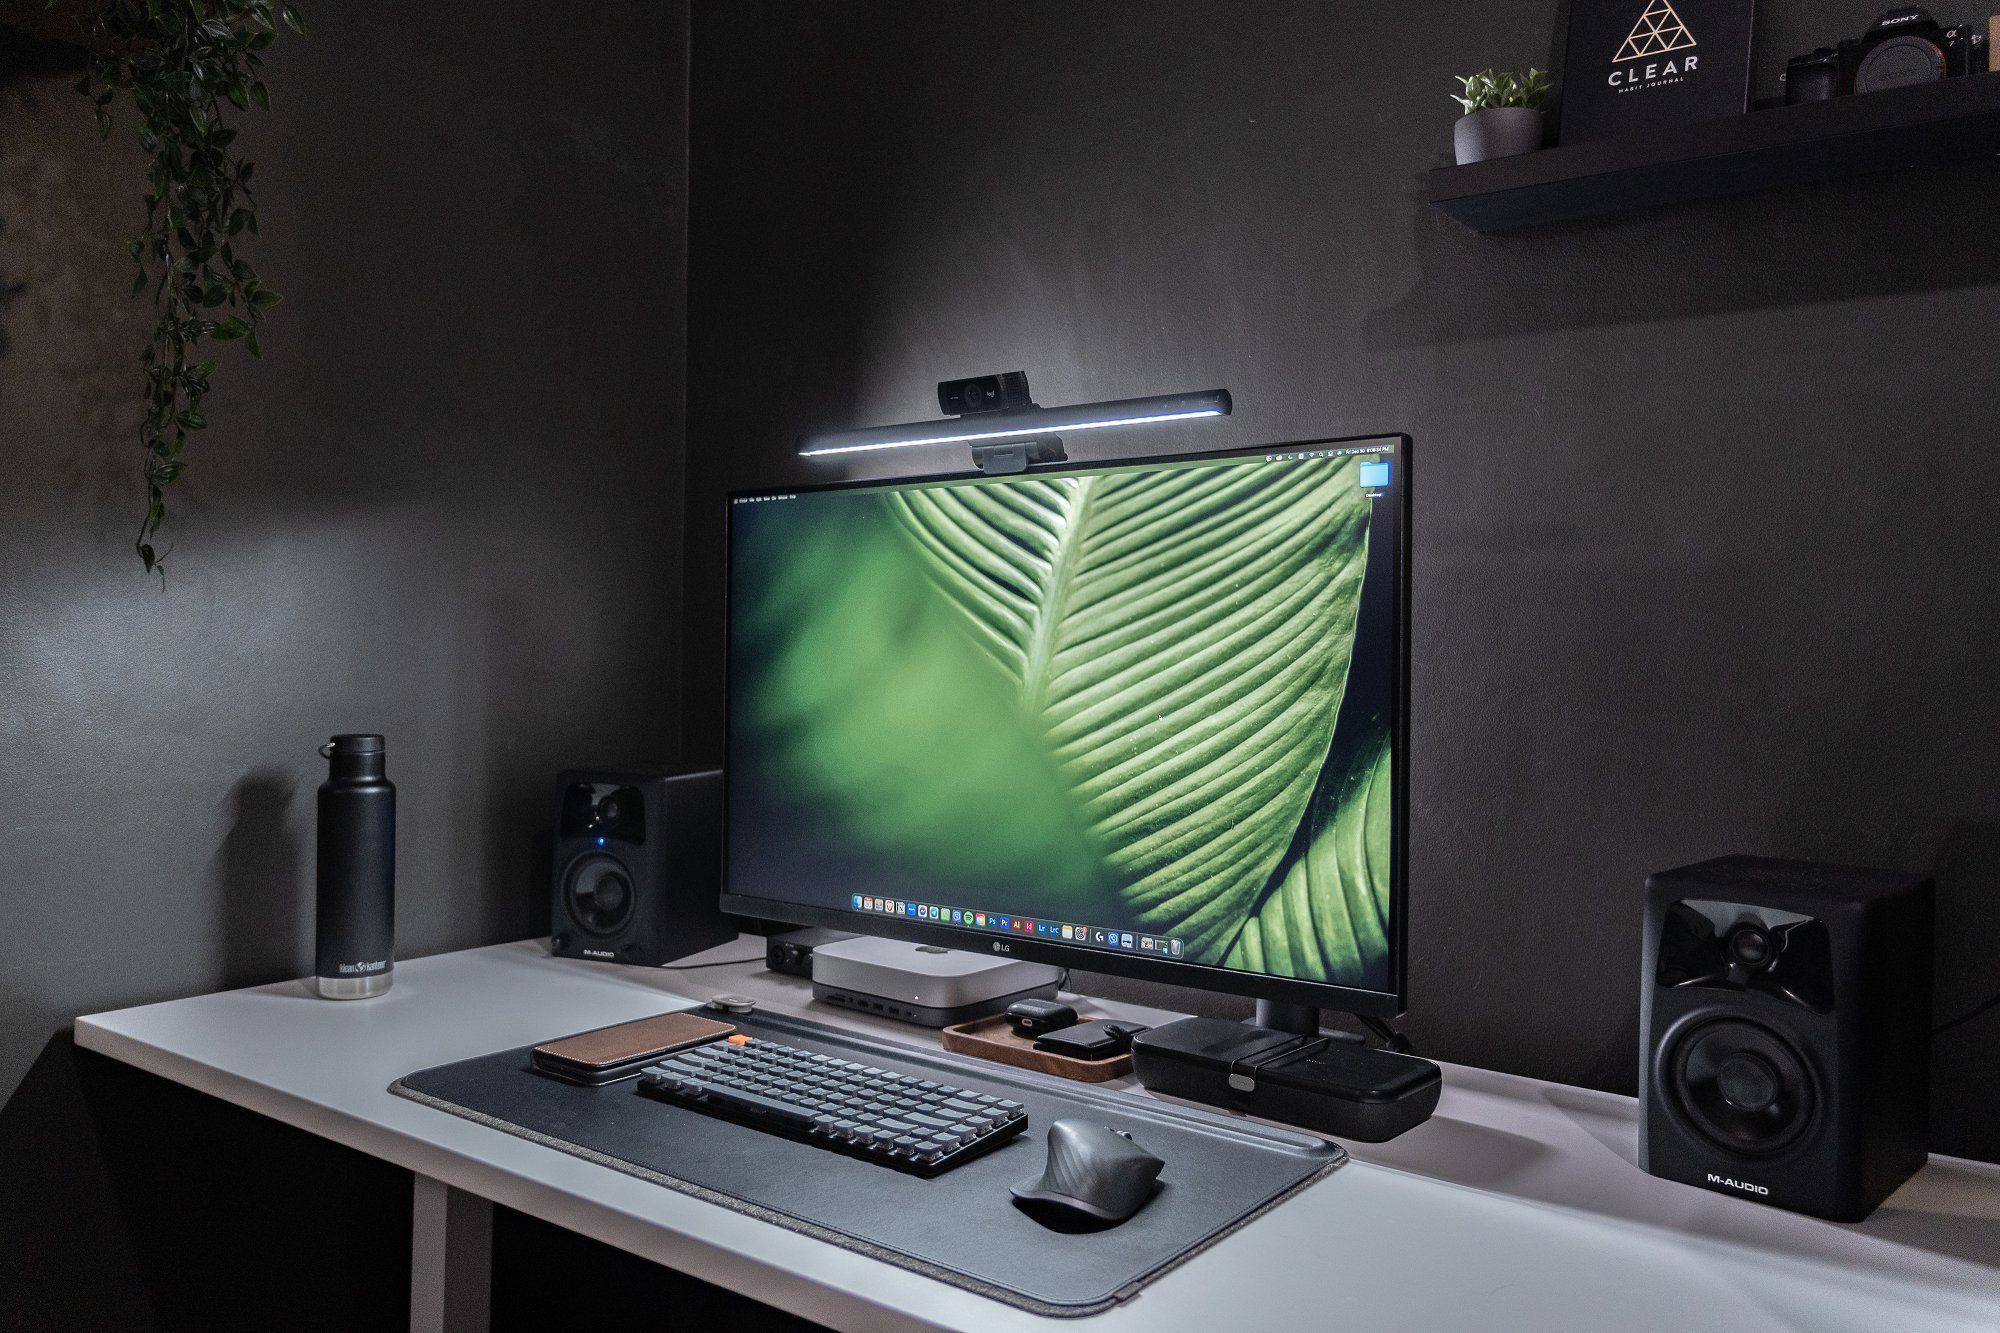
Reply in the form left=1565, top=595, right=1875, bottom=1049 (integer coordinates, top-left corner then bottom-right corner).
left=637, top=1034, right=1028, bottom=1176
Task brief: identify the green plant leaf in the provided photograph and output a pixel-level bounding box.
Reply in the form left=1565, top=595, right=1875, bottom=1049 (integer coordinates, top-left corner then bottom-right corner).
left=732, top=501, right=1114, bottom=907
left=1453, top=66, right=1548, bottom=113
left=1224, top=709, right=1391, bottom=987
left=884, top=458, right=1372, bottom=959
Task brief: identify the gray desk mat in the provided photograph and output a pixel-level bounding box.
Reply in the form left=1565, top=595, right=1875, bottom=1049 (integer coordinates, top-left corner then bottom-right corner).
left=391, top=1009, right=1344, bottom=1317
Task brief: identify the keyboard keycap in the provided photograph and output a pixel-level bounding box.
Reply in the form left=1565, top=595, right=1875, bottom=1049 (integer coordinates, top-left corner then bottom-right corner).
left=688, top=1081, right=817, bottom=1130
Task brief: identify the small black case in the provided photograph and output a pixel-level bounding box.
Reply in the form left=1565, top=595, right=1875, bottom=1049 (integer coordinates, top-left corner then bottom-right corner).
left=1006, top=998, right=1080, bottom=1038
left=1032, top=1019, right=1145, bottom=1058
left=1131, top=1017, right=1441, bottom=1142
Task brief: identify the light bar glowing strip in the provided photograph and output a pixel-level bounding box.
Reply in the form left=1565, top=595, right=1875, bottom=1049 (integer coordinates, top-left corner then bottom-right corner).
left=801, top=408, right=1222, bottom=457
left=798, top=389, right=1231, bottom=458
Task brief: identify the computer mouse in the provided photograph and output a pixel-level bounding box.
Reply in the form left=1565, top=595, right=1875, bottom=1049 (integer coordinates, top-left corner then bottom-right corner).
left=1010, top=1119, right=1164, bottom=1229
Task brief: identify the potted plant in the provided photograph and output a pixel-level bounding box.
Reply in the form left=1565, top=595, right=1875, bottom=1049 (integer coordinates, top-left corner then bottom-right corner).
left=1451, top=68, right=1549, bottom=165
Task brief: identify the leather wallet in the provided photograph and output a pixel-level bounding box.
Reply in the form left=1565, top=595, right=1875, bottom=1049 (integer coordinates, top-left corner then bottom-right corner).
left=531, top=1011, right=736, bottom=1085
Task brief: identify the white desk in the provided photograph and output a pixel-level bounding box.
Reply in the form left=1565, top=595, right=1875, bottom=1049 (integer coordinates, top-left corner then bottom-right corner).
left=75, top=939, right=2000, bottom=1333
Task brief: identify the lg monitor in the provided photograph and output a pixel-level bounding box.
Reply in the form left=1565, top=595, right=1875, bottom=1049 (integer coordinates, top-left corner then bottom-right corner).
left=721, top=435, right=1409, bottom=1021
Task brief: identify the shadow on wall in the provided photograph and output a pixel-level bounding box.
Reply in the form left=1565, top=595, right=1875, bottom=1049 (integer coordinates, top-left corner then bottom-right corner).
left=0, top=219, right=20, bottom=360
left=1928, top=821, right=2000, bottom=1164
left=0, top=29, right=85, bottom=363
left=211, top=767, right=310, bottom=990
left=1370, top=161, right=2000, bottom=346
left=0, top=23, right=84, bottom=88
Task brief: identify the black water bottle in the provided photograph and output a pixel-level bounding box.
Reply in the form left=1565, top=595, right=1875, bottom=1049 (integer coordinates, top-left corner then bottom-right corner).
left=316, top=733, right=395, bottom=999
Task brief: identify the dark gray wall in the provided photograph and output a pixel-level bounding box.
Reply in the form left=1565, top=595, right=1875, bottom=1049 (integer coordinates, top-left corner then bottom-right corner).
left=684, top=1, right=2000, bottom=1162
left=0, top=3, right=689, bottom=1325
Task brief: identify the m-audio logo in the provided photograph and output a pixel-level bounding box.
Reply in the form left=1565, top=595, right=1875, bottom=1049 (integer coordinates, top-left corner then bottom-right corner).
left=1609, top=0, right=1699, bottom=90
left=1707, top=1172, right=1770, bottom=1196
left=583, top=948, right=614, bottom=959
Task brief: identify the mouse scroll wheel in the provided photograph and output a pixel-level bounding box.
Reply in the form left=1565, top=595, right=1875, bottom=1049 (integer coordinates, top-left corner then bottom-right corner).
left=1113, top=1129, right=1133, bottom=1140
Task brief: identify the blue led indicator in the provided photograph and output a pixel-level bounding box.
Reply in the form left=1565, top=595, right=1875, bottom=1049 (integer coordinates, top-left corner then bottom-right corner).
left=595, top=836, right=606, bottom=846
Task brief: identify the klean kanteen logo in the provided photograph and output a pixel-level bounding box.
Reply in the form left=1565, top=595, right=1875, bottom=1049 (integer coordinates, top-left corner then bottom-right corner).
left=1707, top=1172, right=1770, bottom=1196
left=1609, top=0, right=1698, bottom=90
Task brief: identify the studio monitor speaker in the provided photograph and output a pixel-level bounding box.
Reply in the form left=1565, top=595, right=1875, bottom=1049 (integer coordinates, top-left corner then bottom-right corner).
left=1641, top=855, right=1933, bottom=1222
left=549, top=767, right=738, bottom=967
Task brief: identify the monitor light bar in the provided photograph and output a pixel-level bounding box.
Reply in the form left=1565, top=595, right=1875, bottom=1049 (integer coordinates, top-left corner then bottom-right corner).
left=797, top=388, right=1233, bottom=459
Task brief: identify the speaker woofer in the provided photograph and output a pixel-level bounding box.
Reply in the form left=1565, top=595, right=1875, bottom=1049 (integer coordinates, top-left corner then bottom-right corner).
left=1664, top=1017, right=1817, bottom=1157
left=562, top=853, right=637, bottom=936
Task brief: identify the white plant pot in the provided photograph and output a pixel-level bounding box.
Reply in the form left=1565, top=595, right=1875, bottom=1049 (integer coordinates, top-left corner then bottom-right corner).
left=1454, top=106, right=1544, bottom=165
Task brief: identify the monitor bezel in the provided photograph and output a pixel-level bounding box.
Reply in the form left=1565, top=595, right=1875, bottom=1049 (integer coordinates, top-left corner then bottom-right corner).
left=719, top=432, right=1412, bottom=1020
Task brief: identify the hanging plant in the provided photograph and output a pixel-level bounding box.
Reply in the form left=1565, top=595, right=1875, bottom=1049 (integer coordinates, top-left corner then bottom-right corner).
left=71, top=0, right=305, bottom=577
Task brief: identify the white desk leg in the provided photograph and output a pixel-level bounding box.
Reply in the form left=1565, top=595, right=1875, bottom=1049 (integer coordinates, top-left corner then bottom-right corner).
left=409, top=1174, right=493, bottom=1333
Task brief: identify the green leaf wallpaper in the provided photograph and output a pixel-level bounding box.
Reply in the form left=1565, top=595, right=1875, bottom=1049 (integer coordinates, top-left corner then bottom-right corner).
left=729, top=451, right=1394, bottom=991
left=1225, top=709, right=1391, bottom=986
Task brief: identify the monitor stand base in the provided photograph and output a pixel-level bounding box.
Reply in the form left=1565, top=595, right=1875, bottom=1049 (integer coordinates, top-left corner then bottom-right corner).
left=1251, top=1000, right=1416, bottom=1054
left=1254, top=999, right=1321, bottom=1035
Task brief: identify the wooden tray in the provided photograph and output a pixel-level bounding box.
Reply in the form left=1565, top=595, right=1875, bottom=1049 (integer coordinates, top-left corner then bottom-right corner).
left=939, top=1012, right=1131, bottom=1082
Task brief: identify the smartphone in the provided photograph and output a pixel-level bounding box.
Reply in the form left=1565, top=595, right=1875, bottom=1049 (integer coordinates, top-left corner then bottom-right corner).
left=531, top=1011, right=737, bottom=1086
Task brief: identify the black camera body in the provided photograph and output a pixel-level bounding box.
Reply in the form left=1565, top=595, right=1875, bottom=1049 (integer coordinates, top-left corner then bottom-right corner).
left=938, top=370, right=1034, bottom=416
left=1786, top=7, right=1987, bottom=103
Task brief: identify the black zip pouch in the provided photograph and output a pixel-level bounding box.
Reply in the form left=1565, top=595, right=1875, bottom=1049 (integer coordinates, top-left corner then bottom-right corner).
left=1033, top=1020, right=1149, bottom=1060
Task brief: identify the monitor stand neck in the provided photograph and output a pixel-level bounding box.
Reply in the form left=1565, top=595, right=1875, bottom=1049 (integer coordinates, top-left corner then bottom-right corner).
left=1253, top=999, right=1321, bottom=1035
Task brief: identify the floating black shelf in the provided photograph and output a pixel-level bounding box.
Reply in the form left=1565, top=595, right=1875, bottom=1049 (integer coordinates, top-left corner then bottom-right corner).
left=1427, top=72, right=2000, bottom=232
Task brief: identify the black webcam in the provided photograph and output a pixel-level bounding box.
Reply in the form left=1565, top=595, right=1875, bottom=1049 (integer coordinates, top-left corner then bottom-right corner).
left=939, top=370, right=1035, bottom=417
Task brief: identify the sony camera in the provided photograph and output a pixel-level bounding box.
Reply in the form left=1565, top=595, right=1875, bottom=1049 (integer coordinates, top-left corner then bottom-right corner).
left=938, top=370, right=1034, bottom=416
left=1785, top=7, right=1988, bottom=103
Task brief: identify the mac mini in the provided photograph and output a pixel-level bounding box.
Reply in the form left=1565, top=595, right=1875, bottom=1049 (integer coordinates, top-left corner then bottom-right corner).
left=810, top=936, right=1062, bottom=1027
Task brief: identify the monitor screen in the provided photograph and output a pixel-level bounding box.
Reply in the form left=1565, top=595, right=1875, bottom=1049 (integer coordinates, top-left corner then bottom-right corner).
left=722, top=436, right=1407, bottom=1012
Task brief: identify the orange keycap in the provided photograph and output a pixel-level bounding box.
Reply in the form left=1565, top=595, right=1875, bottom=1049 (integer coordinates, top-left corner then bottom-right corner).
left=726, top=1034, right=752, bottom=1046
